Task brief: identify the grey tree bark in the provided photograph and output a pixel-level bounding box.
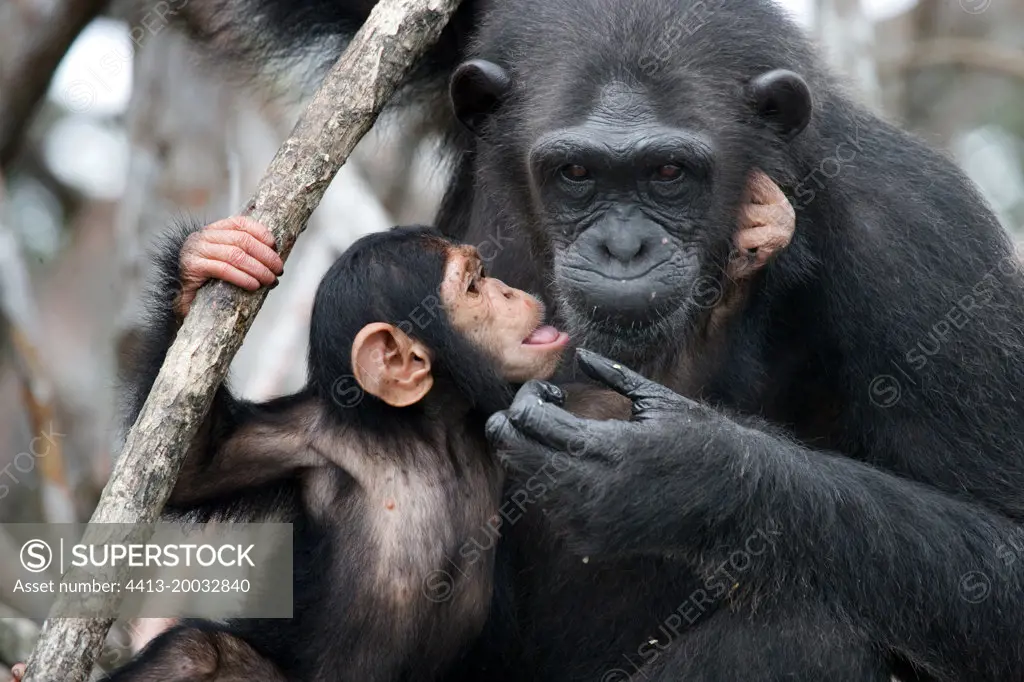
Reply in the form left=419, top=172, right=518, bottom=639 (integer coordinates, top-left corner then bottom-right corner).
left=20, top=1, right=463, bottom=680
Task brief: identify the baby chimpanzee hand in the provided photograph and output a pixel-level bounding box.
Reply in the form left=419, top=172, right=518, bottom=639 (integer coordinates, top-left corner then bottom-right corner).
left=176, top=217, right=284, bottom=318
left=730, top=169, right=795, bottom=280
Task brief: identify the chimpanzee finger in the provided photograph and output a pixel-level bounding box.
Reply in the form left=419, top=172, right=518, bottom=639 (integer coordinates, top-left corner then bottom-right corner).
left=575, top=348, right=694, bottom=415
left=743, top=169, right=786, bottom=206
left=486, top=412, right=594, bottom=484
left=735, top=211, right=793, bottom=258
left=739, top=202, right=794, bottom=237
left=511, top=379, right=566, bottom=407
left=192, top=257, right=262, bottom=291
left=485, top=412, right=558, bottom=474
left=200, top=228, right=284, bottom=276
left=195, top=242, right=279, bottom=287
left=507, top=393, right=604, bottom=457
left=207, top=216, right=278, bottom=250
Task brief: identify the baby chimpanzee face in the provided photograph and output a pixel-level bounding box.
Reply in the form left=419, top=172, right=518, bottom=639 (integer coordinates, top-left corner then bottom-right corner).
left=439, top=245, right=569, bottom=383
left=346, top=236, right=569, bottom=410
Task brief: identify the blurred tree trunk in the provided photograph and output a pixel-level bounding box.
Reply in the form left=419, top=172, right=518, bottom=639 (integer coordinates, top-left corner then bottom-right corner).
left=814, top=0, right=880, bottom=107
left=896, top=0, right=1024, bottom=233
left=0, top=0, right=109, bottom=165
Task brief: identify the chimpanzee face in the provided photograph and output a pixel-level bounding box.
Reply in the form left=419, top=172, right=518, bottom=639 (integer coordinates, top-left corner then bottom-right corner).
left=439, top=244, right=569, bottom=383
left=450, top=60, right=811, bottom=358
left=527, top=81, right=720, bottom=338
left=349, top=241, right=568, bottom=409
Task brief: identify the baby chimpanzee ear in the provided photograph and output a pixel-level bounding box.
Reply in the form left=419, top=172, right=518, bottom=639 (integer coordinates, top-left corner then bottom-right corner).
left=352, top=323, right=434, bottom=407
left=747, top=69, right=812, bottom=140
left=450, top=59, right=512, bottom=136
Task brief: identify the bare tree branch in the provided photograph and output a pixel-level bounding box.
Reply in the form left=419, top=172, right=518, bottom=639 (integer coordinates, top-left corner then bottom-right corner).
left=238, top=158, right=394, bottom=399
left=20, top=0, right=463, bottom=680
left=0, top=0, right=109, bottom=166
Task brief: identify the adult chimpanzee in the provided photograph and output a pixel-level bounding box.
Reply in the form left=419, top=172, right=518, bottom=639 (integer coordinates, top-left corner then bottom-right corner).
left=108, top=220, right=569, bottom=681
left=170, top=0, right=1024, bottom=680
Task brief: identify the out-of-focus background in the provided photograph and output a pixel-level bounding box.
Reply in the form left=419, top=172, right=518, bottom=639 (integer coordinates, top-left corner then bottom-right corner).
left=0, top=0, right=1022, bottom=673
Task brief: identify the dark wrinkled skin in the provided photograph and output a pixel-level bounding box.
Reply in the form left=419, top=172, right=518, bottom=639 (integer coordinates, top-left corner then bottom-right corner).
left=487, top=349, right=740, bottom=558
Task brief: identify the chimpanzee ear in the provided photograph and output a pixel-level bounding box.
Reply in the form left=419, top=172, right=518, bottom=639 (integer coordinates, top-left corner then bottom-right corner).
left=351, top=323, right=433, bottom=407
left=450, top=59, right=512, bottom=136
left=747, top=69, right=812, bottom=140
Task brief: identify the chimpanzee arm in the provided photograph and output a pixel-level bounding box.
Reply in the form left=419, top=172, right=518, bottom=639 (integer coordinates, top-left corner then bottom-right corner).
left=489, top=350, right=1024, bottom=680
left=121, top=221, right=310, bottom=508
left=165, top=392, right=325, bottom=507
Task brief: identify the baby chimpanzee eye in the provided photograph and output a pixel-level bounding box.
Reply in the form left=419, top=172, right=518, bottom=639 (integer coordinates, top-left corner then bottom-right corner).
left=467, top=264, right=485, bottom=295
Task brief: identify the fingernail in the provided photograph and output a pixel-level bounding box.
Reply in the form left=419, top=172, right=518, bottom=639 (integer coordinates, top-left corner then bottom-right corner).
left=269, top=280, right=279, bottom=290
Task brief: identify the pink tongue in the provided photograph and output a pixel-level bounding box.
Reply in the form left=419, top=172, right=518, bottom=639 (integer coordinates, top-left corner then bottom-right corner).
left=523, top=325, right=560, bottom=345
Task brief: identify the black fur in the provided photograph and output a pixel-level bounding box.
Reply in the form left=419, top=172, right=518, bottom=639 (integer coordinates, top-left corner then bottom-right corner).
left=110, top=225, right=508, bottom=681
left=173, top=1, right=1024, bottom=680
left=308, top=225, right=513, bottom=428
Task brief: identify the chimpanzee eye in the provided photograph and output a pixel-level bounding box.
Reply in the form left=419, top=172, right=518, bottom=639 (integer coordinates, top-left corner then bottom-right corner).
left=560, top=164, right=591, bottom=182
left=654, top=164, right=683, bottom=181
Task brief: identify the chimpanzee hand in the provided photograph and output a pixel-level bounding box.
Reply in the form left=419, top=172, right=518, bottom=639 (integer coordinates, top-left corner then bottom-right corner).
left=176, top=217, right=284, bottom=318
left=730, top=169, right=795, bottom=280
left=486, top=348, right=747, bottom=558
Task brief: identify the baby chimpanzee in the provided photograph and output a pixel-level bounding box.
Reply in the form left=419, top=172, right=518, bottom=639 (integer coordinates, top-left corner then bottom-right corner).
left=105, top=221, right=569, bottom=682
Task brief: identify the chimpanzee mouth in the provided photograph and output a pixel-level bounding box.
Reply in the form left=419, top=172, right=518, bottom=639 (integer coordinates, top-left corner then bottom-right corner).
left=522, top=324, right=570, bottom=348
left=561, top=288, right=690, bottom=334
left=558, top=291, right=696, bottom=360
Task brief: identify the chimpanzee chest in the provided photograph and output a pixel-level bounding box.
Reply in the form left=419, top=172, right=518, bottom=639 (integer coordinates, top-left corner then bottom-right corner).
left=302, top=453, right=503, bottom=651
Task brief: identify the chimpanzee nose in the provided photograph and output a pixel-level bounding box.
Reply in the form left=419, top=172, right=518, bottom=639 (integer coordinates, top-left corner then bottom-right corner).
left=565, top=217, right=685, bottom=325
left=602, top=229, right=644, bottom=263
left=489, top=277, right=518, bottom=300
left=580, top=217, right=673, bottom=285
